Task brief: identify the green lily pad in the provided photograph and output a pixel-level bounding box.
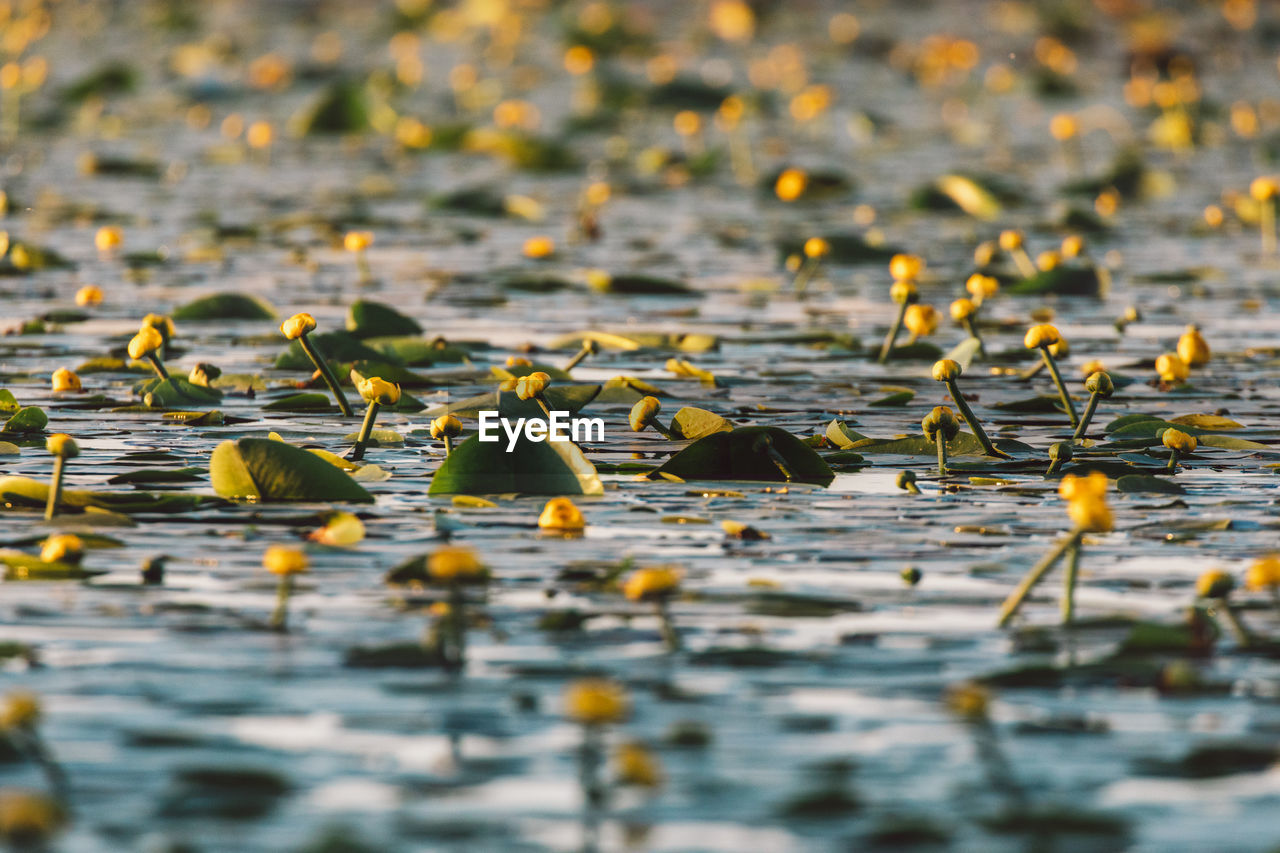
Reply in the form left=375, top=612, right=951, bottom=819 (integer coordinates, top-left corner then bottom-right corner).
left=428, top=433, right=603, bottom=496
left=825, top=420, right=869, bottom=449
left=909, top=173, right=1007, bottom=220
left=0, top=390, right=17, bottom=412
left=654, top=426, right=834, bottom=485
left=1116, top=474, right=1185, bottom=494
left=210, top=438, right=374, bottom=503
left=293, top=78, right=371, bottom=135
left=868, top=390, right=914, bottom=407
left=590, top=273, right=698, bottom=296
left=172, top=293, right=277, bottom=321
left=992, top=395, right=1066, bottom=413
left=346, top=300, right=423, bottom=339
left=425, top=385, right=600, bottom=420
left=3, top=407, right=46, bottom=434
left=775, top=232, right=899, bottom=265
left=944, top=336, right=983, bottom=372
left=884, top=342, right=943, bottom=360
left=854, top=432, right=1034, bottom=457
left=670, top=407, right=734, bottom=440
left=0, top=476, right=213, bottom=514
left=262, top=393, right=336, bottom=413
left=275, top=331, right=385, bottom=370
left=1, top=553, right=105, bottom=581
left=1006, top=265, right=1102, bottom=296
left=368, top=337, right=470, bottom=366
left=1197, top=435, right=1274, bottom=451
left=136, top=377, right=223, bottom=407
left=107, top=468, right=205, bottom=485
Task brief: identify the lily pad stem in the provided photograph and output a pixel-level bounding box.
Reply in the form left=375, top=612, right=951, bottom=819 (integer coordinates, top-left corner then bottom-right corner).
left=44, top=456, right=65, bottom=522
left=298, top=334, right=354, bottom=417
left=997, top=529, right=1083, bottom=627
left=1038, top=347, right=1079, bottom=427
left=1072, top=392, right=1102, bottom=442
left=145, top=353, right=170, bottom=382
left=944, top=379, right=1009, bottom=459
left=350, top=400, right=380, bottom=462
left=1061, top=537, right=1081, bottom=624
left=878, top=301, right=910, bottom=363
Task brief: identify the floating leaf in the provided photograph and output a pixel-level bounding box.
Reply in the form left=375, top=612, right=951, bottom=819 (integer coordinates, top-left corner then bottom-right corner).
left=424, top=385, right=600, bottom=420
left=775, top=232, right=898, bottom=264
left=107, top=468, right=205, bottom=485
left=275, top=331, right=385, bottom=370
left=137, top=377, right=223, bottom=407
left=868, top=389, right=914, bottom=407
left=0, top=476, right=213, bottom=514
left=944, top=336, right=983, bottom=372
left=346, top=300, right=423, bottom=339
left=368, top=337, right=469, bottom=366
left=428, top=434, right=603, bottom=496
left=1, top=553, right=104, bottom=581
left=0, top=442, right=17, bottom=455
left=930, top=174, right=1002, bottom=220
left=670, top=407, right=734, bottom=440
left=1168, top=414, right=1245, bottom=431
left=0, top=390, right=16, bottom=412
left=172, top=293, right=277, bottom=321
left=654, top=427, right=833, bottom=485
left=1006, top=265, right=1102, bottom=297
left=262, top=393, right=335, bottom=413
left=293, top=78, right=370, bottom=135
left=309, top=511, right=365, bottom=546
left=855, top=432, right=1034, bottom=457
left=992, top=395, right=1065, bottom=413
left=3, top=407, right=46, bottom=434
left=1116, top=475, right=1185, bottom=494
left=210, top=438, right=374, bottom=503
left=885, top=342, right=943, bottom=361
left=1197, top=435, right=1274, bottom=451
left=589, top=273, right=698, bottom=297
left=825, top=420, right=869, bottom=449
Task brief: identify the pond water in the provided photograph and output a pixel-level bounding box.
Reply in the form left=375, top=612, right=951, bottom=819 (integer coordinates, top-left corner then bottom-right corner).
left=1, top=1, right=1280, bottom=851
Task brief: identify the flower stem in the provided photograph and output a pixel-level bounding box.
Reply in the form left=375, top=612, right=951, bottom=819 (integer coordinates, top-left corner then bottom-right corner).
left=758, top=434, right=794, bottom=481
left=299, top=334, right=354, bottom=416
left=533, top=393, right=552, bottom=419
left=945, top=379, right=1009, bottom=459
left=44, top=456, right=65, bottom=522
left=1061, top=538, right=1081, bottom=624
left=646, top=416, right=675, bottom=440
left=563, top=345, right=593, bottom=373
left=1072, top=392, right=1101, bottom=442
left=1039, top=348, right=1079, bottom=427
left=1217, top=600, right=1252, bottom=648
left=935, top=432, right=948, bottom=477
left=997, top=529, right=1082, bottom=627
left=878, top=301, right=909, bottom=363
left=350, top=401, right=380, bottom=462
left=269, top=575, right=293, bottom=632
left=962, top=317, right=986, bottom=357
left=444, top=435, right=454, bottom=456
left=447, top=583, right=466, bottom=673
left=1166, top=449, right=1180, bottom=472
left=146, top=354, right=170, bottom=382
left=657, top=599, right=680, bottom=652
left=793, top=257, right=818, bottom=294
left=1012, top=248, right=1037, bottom=279
left=1263, top=198, right=1276, bottom=256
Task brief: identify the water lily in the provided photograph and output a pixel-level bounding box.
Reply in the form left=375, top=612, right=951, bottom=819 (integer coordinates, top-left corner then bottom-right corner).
left=950, top=297, right=984, bottom=355
left=74, top=284, right=103, bottom=307
left=793, top=236, right=829, bottom=293
left=1024, top=324, right=1078, bottom=427
left=629, top=395, right=674, bottom=439
left=430, top=413, right=463, bottom=455
left=263, top=545, right=308, bottom=631
left=43, top=434, right=77, bottom=521
left=349, top=375, right=400, bottom=461
left=1162, top=427, right=1196, bottom=472
left=922, top=405, right=959, bottom=476
left=39, top=534, right=82, bottom=565
left=538, top=497, right=585, bottom=534
left=94, top=225, right=122, bottom=256
left=903, top=303, right=938, bottom=344
left=1195, top=568, right=1251, bottom=647
left=127, top=325, right=169, bottom=381
left=624, top=566, right=682, bottom=651
left=1177, top=324, right=1210, bottom=366
left=1246, top=555, right=1280, bottom=616
left=774, top=167, right=807, bottom=201
left=896, top=470, right=921, bottom=495
left=999, top=229, right=1036, bottom=278
left=1073, top=371, right=1113, bottom=441
left=1045, top=441, right=1072, bottom=476
left=515, top=371, right=553, bottom=417
left=280, top=312, right=353, bottom=416
left=344, top=230, right=374, bottom=281
left=563, top=338, right=599, bottom=373
left=998, top=472, right=1112, bottom=626
left=931, top=359, right=1008, bottom=458
left=1250, top=175, right=1278, bottom=255
left=49, top=368, right=79, bottom=393
left=426, top=546, right=490, bottom=672
left=878, top=255, right=923, bottom=362
left=1155, top=351, right=1189, bottom=387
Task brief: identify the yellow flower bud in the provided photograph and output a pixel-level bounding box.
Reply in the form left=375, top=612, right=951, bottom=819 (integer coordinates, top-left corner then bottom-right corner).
left=127, top=325, right=164, bottom=361
left=1023, top=324, right=1061, bottom=349
left=1177, top=325, right=1210, bottom=366
left=615, top=741, right=663, bottom=787
left=50, top=368, right=80, bottom=392
left=1048, top=337, right=1069, bottom=358
left=246, top=121, right=273, bottom=149
left=889, top=279, right=917, bottom=304
left=94, top=225, right=123, bottom=252
left=280, top=312, right=317, bottom=340
left=427, top=546, right=488, bottom=583
left=263, top=545, right=308, bottom=576
left=1058, top=471, right=1107, bottom=502
left=1250, top=176, right=1279, bottom=201
left=1067, top=495, right=1113, bottom=532
left=903, top=304, right=938, bottom=338
left=1245, top=556, right=1280, bottom=591
left=565, top=678, right=628, bottom=725
left=1080, top=358, right=1106, bottom=377
left=965, top=273, right=998, bottom=300
left=40, top=534, right=83, bottom=565
left=1196, top=569, right=1235, bottom=599
left=46, top=434, right=78, bottom=458
left=998, top=229, right=1023, bottom=251
left=343, top=230, right=374, bottom=253
left=0, top=692, right=40, bottom=730
left=142, top=313, right=175, bottom=340
left=522, top=236, right=556, bottom=259
left=0, top=790, right=63, bottom=843
left=430, top=414, right=463, bottom=439
left=931, top=359, right=962, bottom=382
left=515, top=371, right=550, bottom=401
left=803, top=237, right=830, bottom=258
left=888, top=253, right=924, bottom=282
left=950, top=298, right=975, bottom=321
left=1155, top=352, right=1190, bottom=383
left=1161, top=428, right=1197, bottom=454
left=1036, top=250, right=1061, bottom=271
left=629, top=396, right=662, bottom=431
left=74, top=284, right=103, bottom=307
left=1061, top=235, right=1085, bottom=258
left=944, top=681, right=990, bottom=719
left=624, top=566, right=681, bottom=601
left=774, top=168, right=808, bottom=201
left=1049, top=113, right=1078, bottom=140
left=357, top=376, right=401, bottom=406
left=538, top=497, right=585, bottom=532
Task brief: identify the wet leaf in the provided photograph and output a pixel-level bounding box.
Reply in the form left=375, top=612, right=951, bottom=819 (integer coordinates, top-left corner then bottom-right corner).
left=3, top=407, right=46, bottom=434
left=1, top=553, right=105, bottom=581
left=825, top=420, right=869, bottom=449
left=654, top=426, right=834, bottom=485
left=589, top=273, right=698, bottom=296
left=172, top=293, right=277, bottom=321
left=309, top=511, right=365, bottom=546
left=346, top=300, right=423, bottom=339
left=428, top=433, right=603, bottom=496
left=944, top=336, right=983, bottom=371
left=262, top=393, right=336, bottom=413
left=670, top=407, right=733, bottom=440
left=210, top=438, right=375, bottom=503
left=1006, top=265, right=1102, bottom=296
left=1167, top=414, right=1245, bottom=431
left=1116, top=474, right=1185, bottom=494
left=854, top=432, right=1034, bottom=457
left=424, top=385, right=600, bottom=420
left=868, top=389, right=914, bottom=407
